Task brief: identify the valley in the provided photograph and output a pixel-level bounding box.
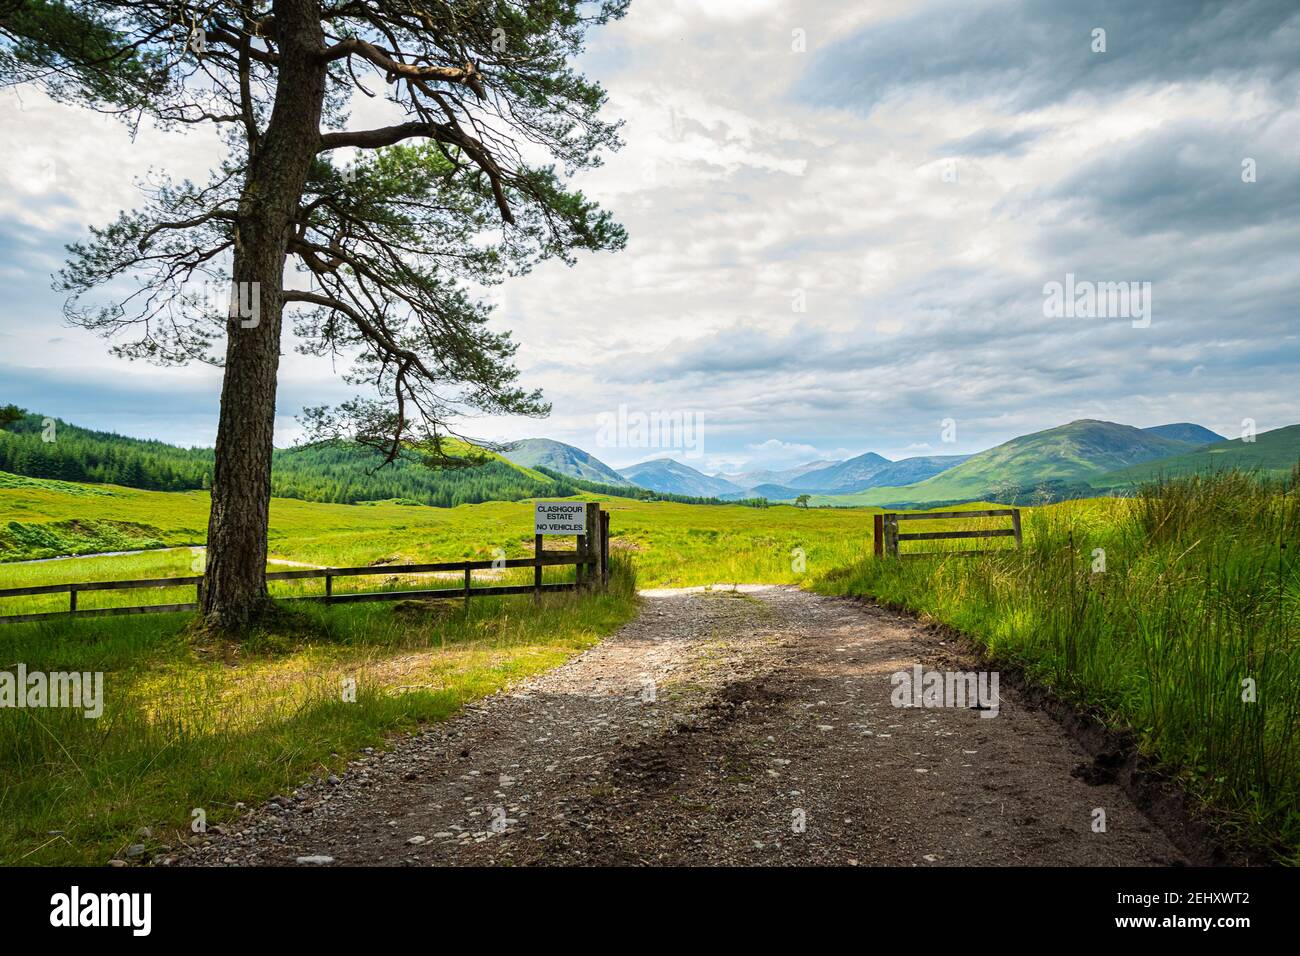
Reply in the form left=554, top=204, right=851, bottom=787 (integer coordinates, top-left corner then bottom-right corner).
left=1, top=460, right=1296, bottom=866
left=4, top=405, right=1294, bottom=517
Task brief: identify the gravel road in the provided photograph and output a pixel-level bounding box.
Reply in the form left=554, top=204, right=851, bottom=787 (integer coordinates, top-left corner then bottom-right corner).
left=179, top=586, right=1187, bottom=867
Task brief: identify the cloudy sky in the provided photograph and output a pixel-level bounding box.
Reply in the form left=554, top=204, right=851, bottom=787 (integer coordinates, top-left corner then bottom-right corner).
left=1, top=0, right=1297, bottom=474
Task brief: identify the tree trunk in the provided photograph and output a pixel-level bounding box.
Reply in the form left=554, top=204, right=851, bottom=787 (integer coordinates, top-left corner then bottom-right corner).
left=202, top=0, right=326, bottom=629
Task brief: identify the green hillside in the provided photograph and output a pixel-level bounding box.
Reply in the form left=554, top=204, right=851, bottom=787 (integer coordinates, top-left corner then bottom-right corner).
left=0, top=409, right=571, bottom=508
left=0, top=409, right=212, bottom=489
left=811, top=420, right=1194, bottom=507
left=500, top=438, right=632, bottom=485
left=268, top=437, right=557, bottom=506
left=1093, top=423, right=1300, bottom=489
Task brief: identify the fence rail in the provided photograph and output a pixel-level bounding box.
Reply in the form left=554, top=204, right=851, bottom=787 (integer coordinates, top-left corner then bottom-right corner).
left=874, top=507, right=1022, bottom=559
left=0, top=505, right=611, bottom=626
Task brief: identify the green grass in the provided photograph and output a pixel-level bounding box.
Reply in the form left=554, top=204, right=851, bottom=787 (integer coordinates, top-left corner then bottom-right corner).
left=812, top=471, right=1300, bottom=860
left=0, top=556, right=640, bottom=865
left=0, top=475, right=205, bottom=561
left=0, top=473, right=879, bottom=866
left=0, top=471, right=878, bottom=590
left=7, top=465, right=1297, bottom=863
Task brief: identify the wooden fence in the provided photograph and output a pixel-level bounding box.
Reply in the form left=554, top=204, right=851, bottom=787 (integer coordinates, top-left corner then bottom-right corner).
left=873, top=508, right=1022, bottom=559
left=0, top=506, right=611, bottom=626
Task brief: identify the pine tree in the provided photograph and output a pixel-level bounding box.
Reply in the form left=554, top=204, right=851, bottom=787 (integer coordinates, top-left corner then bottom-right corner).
left=2, top=1, right=627, bottom=628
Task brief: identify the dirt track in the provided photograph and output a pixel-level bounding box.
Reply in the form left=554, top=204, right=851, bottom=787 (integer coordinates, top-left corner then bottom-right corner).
left=182, top=586, right=1187, bottom=867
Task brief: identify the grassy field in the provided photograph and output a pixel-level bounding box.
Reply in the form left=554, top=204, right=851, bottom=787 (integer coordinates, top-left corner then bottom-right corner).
left=0, top=471, right=879, bottom=590
left=0, top=472, right=880, bottom=865
left=813, top=472, right=1300, bottom=860
left=5, top=467, right=1297, bottom=863
left=0, top=557, right=640, bottom=865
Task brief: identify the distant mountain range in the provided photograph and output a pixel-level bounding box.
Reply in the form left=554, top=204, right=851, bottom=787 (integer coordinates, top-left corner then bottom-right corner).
left=617, top=458, right=744, bottom=498
left=876, top=420, right=1194, bottom=501
left=807, top=420, right=1269, bottom=507
left=787, top=451, right=888, bottom=490
left=718, top=460, right=838, bottom=490
left=791, top=452, right=973, bottom=492
left=3, top=407, right=1290, bottom=511
left=536, top=419, right=1272, bottom=508
left=716, top=451, right=973, bottom=495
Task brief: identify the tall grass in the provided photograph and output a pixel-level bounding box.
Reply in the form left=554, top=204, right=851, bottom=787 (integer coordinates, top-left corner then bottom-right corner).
left=814, top=471, right=1300, bottom=859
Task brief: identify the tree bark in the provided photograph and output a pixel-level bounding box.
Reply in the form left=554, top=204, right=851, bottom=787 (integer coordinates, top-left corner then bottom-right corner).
left=202, top=0, right=326, bottom=629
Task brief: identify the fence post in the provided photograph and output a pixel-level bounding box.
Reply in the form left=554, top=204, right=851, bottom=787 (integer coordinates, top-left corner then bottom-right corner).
left=583, top=502, right=601, bottom=590
left=69, top=585, right=77, bottom=614
left=873, top=514, right=884, bottom=558
left=1011, top=508, right=1023, bottom=548
left=575, top=531, right=585, bottom=588
left=463, top=566, right=471, bottom=611
left=325, top=573, right=333, bottom=602
left=534, top=533, right=543, bottom=601
left=601, top=509, right=610, bottom=588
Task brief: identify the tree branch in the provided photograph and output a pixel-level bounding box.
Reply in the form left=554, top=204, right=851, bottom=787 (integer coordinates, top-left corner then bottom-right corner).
left=319, top=121, right=514, bottom=223
left=136, top=209, right=238, bottom=252
left=320, top=37, right=484, bottom=99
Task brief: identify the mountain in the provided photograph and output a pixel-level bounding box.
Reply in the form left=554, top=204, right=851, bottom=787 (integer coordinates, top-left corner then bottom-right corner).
left=499, top=438, right=632, bottom=486
left=903, top=420, right=1195, bottom=497
left=718, top=459, right=840, bottom=491
left=786, top=451, right=969, bottom=493
left=815, top=420, right=1197, bottom=506
left=1141, top=423, right=1226, bottom=445
left=721, top=482, right=804, bottom=500
left=1095, top=423, right=1300, bottom=489
left=853, top=454, right=971, bottom=489
left=787, top=452, right=891, bottom=491
left=618, top=458, right=745, bottom=497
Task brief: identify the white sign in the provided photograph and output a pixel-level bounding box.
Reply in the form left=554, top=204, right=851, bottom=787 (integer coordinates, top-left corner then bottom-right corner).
left=535, top=502, right=588, bottom=535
